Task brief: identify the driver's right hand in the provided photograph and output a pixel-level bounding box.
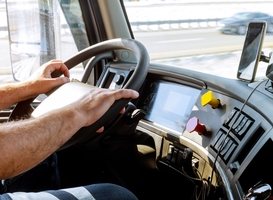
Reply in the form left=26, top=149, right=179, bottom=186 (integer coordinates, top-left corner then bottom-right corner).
left=68, top=88, right=139, bottom=132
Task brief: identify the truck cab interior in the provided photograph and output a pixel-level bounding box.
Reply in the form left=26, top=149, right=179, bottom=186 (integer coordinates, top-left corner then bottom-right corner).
left=1, top=0, right=273, bottom=199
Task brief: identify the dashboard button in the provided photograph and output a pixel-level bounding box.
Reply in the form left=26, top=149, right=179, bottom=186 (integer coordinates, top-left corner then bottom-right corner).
left=201, top=90, right=221, bottom=108
left=113, top=74, right=125, bottom=85
left=186, top=117, right=207, bottom=135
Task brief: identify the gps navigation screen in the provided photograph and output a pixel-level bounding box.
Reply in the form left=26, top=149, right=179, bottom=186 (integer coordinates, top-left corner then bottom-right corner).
left=140, top=80, right=200, bottom=134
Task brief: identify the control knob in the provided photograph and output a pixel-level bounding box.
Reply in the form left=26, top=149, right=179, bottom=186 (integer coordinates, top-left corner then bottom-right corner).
left=186, top=117, right=207, bottom=135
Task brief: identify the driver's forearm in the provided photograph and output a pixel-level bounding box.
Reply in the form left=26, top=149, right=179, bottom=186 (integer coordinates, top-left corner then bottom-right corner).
left=0, top=107, right=82, bottom=180
left=0, top=81, right=37, bottom=111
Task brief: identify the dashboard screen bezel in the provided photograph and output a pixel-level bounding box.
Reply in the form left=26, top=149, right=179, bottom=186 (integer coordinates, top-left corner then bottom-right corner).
left=138, top=79, right=201, bottom=134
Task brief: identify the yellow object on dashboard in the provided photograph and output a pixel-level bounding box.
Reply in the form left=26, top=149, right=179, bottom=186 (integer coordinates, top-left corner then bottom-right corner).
left=201, top=90, right=220, bottom=108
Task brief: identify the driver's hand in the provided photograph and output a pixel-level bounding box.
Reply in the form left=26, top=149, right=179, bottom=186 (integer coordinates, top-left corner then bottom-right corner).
left=70, top=88, right=139, bottom=132
left=26, top=60, right=70, bottom=96
left=95, top=107, right=126, bottom=133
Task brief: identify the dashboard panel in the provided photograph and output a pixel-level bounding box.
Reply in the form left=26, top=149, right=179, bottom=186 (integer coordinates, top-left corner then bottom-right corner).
left=101, top=62, right=273, bottom=200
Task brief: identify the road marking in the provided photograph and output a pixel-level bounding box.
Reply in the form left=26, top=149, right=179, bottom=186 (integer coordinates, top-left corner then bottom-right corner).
left=156, top=38, right=203, bottom=43
left=150, top=45, right=242, bottom=56
left=149, top=41, right=273, bottom=60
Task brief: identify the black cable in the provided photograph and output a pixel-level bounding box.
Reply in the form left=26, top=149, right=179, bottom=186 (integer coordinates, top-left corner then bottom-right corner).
left=207, top=79, right=266, bottom=198
left=181, top=167, right=210, bottom=200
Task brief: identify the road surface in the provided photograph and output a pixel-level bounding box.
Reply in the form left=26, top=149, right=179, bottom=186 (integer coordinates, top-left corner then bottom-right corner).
left=134, top=28, right=273, bottom=60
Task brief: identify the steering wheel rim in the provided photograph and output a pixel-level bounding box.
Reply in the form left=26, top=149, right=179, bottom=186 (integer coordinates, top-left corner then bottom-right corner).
left=30, top=38, right=149, bottom=150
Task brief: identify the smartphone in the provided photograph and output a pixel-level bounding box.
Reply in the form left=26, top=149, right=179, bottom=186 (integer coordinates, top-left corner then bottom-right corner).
left=237, top=21, right=267, bottom=82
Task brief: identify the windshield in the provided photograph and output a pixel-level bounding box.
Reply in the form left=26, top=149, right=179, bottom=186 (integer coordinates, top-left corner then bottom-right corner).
left=124, top=1, right=273, bottom=80
left=1, top=0, right=273, bottom=82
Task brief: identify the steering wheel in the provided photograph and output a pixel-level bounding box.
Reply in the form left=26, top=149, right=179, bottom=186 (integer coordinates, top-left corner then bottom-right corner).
left=11, top=38, right=150, bottom=150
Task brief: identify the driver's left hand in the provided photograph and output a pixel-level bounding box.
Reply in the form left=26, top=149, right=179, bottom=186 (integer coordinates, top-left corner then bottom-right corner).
left=26, top=59, right=70, bottom=96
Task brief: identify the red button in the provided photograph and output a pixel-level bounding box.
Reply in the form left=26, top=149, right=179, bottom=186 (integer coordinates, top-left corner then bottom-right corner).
left=186, top=117, right=206, bottom=135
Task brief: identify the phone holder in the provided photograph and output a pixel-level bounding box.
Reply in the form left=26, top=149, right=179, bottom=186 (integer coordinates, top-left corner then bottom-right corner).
left=265, top=52, right=273, bottom=81
left=260, top=51, right=271, bottom=63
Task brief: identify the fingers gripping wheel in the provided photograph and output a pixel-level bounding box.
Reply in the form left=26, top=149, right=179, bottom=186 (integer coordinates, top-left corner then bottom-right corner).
left=31, top=38, right=150, bottom=150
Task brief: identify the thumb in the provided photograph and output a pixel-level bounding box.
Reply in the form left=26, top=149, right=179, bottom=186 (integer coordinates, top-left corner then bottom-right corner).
left=52, top=77, right=70, bottom=87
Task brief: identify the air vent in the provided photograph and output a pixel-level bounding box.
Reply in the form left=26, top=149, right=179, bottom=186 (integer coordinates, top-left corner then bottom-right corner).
left=223, top=107, right=254, bottom=140
left=210, top=129, right=238, bottom=163
left=0, top=105, right=15, bottom=123
left=0, top=102, right=40, bottom=123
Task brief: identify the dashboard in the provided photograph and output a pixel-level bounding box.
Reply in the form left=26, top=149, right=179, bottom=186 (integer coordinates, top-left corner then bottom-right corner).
left=100, top=62, right=273, bottom=200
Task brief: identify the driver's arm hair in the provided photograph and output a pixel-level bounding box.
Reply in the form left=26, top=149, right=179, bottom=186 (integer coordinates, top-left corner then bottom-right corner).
left=0, top=80, right=39, bottom=111
left=0, top=59, right=70, bottom=111
left=0, top=106, right=82, bottom=180
left=0, top=86, right=139, bottom=180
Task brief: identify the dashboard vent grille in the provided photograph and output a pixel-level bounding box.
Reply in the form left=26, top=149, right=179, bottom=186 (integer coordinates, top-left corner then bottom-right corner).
left=223, top=107, right=254, bottom=140
left=210, top=129, right=238, bottom=164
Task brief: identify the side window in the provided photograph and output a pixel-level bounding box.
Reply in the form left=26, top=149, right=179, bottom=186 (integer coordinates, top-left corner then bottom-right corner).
left=59, top=0, right=90, bottom=52
left=0, top=0, right=11, bottom=81
left=3, top=0, right=88, bottom=81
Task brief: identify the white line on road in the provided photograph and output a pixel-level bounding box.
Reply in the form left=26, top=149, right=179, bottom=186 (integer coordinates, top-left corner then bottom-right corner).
left=156, top=38, right=204, bottom=43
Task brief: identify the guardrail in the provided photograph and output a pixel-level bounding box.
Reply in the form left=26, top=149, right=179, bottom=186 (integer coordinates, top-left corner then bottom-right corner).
left=130, top=18, right=223, bottom=31
left=125, top=1, right=273, bottom=31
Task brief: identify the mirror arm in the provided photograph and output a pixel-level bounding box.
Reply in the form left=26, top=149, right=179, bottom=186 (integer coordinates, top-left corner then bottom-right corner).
left=260, top=51, right=272, bottom=63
